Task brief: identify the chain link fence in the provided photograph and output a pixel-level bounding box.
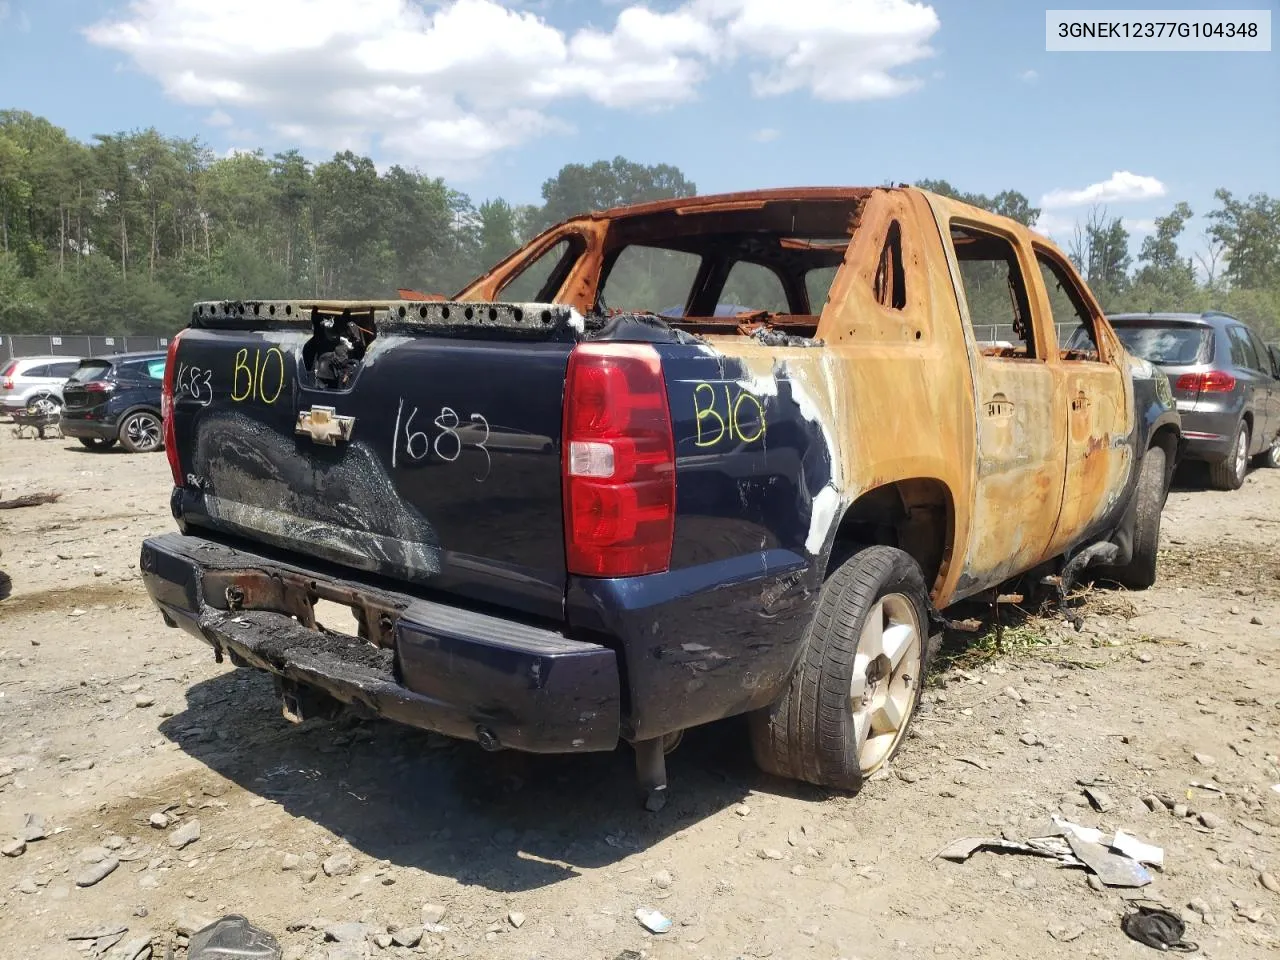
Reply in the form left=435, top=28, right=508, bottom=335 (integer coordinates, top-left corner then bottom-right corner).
left=0, top=334, right=170, bottom=362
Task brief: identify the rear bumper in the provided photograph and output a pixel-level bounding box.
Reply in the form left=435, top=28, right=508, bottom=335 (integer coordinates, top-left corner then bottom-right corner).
left=59, top=415, right=119, bottom=440
left=1175, top=401, right=1241, bottom=462
left=1177, top=411, right=1238, bottom=461
left=139, top=533, right=621, bottom=753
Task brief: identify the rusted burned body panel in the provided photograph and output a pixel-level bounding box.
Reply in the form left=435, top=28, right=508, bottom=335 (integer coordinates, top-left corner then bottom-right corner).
left=455, top=185, right=1172, bottom=609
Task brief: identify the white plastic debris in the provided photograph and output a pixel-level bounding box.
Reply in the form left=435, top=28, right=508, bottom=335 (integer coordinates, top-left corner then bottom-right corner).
left=1051, top=816, right=1105, bottom=845
left=940, top=817, right=1163, bottom=889
left=1112, top=830, right=1165, bottom=869
left=635, top=908, right=672, bottom=934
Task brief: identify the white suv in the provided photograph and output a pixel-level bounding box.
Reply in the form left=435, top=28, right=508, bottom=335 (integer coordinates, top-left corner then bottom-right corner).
left=0, top=356, right=83, bottom=414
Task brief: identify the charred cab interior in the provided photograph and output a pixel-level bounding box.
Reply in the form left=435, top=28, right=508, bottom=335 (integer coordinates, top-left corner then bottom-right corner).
left=485, top=193, right=873, bottom=340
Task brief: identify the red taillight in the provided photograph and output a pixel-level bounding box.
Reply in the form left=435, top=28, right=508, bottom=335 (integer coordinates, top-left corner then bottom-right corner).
left=1175, top=371, right=1236, bottom=393
left=162, top=333, right=185, bottom=485
left=82, top=381, right=115, bottom=394
left=1, top=377, right=12, bottom=390
left=562, top=343, right=675, bottom=577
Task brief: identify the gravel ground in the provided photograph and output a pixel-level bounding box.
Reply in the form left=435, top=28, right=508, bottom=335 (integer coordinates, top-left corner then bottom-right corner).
left=1, top=425, right=1277, bottom=960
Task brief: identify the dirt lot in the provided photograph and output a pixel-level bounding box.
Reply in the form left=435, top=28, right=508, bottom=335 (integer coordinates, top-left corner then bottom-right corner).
left=1, top=425, right=1277, bottom=960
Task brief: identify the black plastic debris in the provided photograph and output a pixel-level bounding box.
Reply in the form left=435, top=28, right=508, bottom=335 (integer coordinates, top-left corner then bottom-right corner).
left=187, top=916, right=281, bottom=960
left=1121, top=905, right=1198, bottom=953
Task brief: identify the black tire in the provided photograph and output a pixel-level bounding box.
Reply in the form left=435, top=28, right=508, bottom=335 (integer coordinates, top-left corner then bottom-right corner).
left=26, top=393, right=60, bottom=414
left=749, top=546, right=930, bottom=791
left=1099, top=446, right=1166, bottom=589
left=1253, top=432, right=1280, bottom=469
left=1208, top=421, right=1249, bottom=490
left=118, top=410, right=163, bottom=453
left=78, top=437, right=117, bottom=450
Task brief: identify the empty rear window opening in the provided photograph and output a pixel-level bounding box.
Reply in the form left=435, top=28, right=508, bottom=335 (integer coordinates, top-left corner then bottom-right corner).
left=594, top=197, right=863, bottom=337
left=804, top=265, right=840, bottom=312
left=720, top=261, right=790, bottom=315
left=1036, top=251, right=1099, bottom=361
left=496, top=236, right=586, bottom=303
left=951, top=224, right=1037, bottom=359
left=1102, top=324, right=1214, bottom=366
left=600, top=246, right=703, bottom=317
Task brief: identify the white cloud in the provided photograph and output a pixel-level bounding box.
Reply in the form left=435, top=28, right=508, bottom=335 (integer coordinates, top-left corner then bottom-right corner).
left=1041, top=171, right=1167, bottom=209
left=1121, top=217, right=1157, bottom=234
left=1019, top=69, right=1038, bottom=83
left=1033, top=212, right=1075, bottom=239
left=85, top=0, right=941, bottom=171
left=709, top=0, right=940, bottom=100
left=204, top=109, right=234, bottom=127
left=752, top=127, right=780, bottom=142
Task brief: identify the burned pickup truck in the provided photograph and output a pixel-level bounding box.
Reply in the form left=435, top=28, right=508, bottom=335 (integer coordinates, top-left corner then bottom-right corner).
left=140, top=187, right=1179, bottom=807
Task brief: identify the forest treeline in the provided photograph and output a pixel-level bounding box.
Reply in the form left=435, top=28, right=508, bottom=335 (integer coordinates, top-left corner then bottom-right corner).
left=1, top=110, right=1276, bottom=340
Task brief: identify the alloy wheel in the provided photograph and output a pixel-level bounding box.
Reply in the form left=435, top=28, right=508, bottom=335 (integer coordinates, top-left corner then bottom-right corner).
left=125, top=413, right=162, bottom=451
left=849, top=592, right=923, bottom=775
left=1234, top=428, right=1249, bottom=482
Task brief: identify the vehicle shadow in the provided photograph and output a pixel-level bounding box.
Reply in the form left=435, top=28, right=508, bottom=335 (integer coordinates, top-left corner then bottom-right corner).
left=62, top=444, right=131, bottom=455
left=1170, top=460, right=1214, bottom=491
left=160, top=669, right=776, bottom=893
left=0, top=570, right=11, bottom=602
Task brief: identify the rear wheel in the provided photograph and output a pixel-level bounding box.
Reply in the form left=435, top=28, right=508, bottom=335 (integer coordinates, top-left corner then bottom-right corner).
left=118, top=410, right=163, bottom=453
left=1208, top=421, right=1249, bottom=490
left=749, top=546, right=929, bottom=791
left=78, top=437, right=118, bottom=450
left=1098, top=446, right=1166, bottom=589
left=27, top=394, right=60, bottom=415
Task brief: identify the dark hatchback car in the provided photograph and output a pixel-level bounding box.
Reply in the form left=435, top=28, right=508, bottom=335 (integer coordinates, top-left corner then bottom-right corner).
left=59, top=351, right=168, bottom=453
left=1073, top=312, right=1279, bottom=489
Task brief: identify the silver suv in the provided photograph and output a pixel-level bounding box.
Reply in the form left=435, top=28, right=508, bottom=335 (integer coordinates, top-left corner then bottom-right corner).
left=0, top=356, right=83, bottom=415
left=1073, top=312, right=1279, bottom=489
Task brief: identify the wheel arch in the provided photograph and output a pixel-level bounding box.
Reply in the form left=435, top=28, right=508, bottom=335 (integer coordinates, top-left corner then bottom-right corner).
left=1147, top=419, right=1181, bottom=489
left=115, top=402, right=163, bottom=424
left=824, top=478, right=956, bottom=601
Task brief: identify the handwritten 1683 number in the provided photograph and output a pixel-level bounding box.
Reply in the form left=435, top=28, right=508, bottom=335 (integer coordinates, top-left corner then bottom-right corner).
left=392, top=398, right=490, bottom=482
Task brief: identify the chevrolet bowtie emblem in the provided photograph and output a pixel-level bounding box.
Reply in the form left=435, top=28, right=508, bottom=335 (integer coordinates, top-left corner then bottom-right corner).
left=296, top=406, right=355, bottom=445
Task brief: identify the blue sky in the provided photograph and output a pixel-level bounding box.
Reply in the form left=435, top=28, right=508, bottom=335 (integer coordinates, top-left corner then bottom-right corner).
left=1, top=0, right=1276, bottom=257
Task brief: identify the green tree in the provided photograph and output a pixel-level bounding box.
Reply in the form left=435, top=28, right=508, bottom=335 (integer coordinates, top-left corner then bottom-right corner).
left=381, top=166, right=455, bottom=293
left=0, top=110, right=1274, bottom=344
left=1135, top=202, right=1196, bottom=296
left=1066, top=207, right=1130, bottom=303
left=312, top=151, right=388, bottom=295
left=1207, top=189, right=1280, bottom=289
left=476, top=198, right=519, bottom=269
left=533, top=156, right=696, bottom=233
left=269, top=150, right=312, bottom=282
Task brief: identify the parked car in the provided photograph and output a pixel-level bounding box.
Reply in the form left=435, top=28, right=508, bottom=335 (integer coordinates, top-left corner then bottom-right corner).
left=60, top=351, right=168, bottom=453
left=1072, top=312, right=1280, bottom=488
left=0, top=356, right=82, bottom=415
left=139, top=186, right=1179, bottom=805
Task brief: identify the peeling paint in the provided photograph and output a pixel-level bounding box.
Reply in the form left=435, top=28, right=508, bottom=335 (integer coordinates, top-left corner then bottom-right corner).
left=805, top=485, right=841, bottom=555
